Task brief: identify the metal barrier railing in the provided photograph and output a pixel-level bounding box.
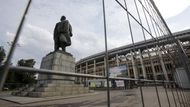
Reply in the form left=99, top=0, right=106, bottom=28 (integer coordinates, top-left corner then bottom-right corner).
left=0, top=65, right=190, bottom=107
left=1, top=65, right=172, bottom=82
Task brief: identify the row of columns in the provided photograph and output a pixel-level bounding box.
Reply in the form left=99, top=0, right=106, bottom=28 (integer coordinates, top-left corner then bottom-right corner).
left=79, top=47, right=169, bottom=81
left=129, top=48, right=169, bottom=81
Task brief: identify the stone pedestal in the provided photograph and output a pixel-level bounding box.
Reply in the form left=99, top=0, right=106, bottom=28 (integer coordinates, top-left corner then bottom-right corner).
left=39, top=51, right=75, bottom=83
left=22, top=51, right=91, bottom=97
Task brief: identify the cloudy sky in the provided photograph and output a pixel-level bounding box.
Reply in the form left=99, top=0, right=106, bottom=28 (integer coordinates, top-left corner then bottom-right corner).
left=0, top=0, right=190, bottom=68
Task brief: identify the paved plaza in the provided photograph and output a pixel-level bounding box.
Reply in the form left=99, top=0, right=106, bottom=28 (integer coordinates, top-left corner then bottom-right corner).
left=0, top=87, right=189, bottom=107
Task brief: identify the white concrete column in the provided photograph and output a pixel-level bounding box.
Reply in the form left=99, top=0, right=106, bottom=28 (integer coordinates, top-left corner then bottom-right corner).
left=138, top=49, right=147, bottom=79
left=85, top=62, right=88, bottom=74
left=126, top=60, right=130, bottom=77
left=130, top=51, right=138, bottom=79
left=104, top=57, right=107, bottom=76
left=80, top=65, right=82, bottom=73
left=80, top=64, right=82, bottom=83
left=148, top=52, right=157, bottom=80
left=157, top=47, right=169, bottom=81
left=116, top=54, right=119, bottom=66
left=93, top=60, right=96, bottom=75
left=85, top=62, right=88, bottom=82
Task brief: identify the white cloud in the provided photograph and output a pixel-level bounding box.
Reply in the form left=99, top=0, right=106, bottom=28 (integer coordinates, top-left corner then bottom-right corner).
left=25, top=23, right=53, bottom=47
left=5, top=31, right=15, bottom=41
left=12, top=24, right=54, bottom=67
left=154, top=0, right=190, bottom=18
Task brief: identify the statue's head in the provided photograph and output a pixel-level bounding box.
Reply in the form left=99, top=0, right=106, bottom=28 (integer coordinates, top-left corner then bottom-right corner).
left=60, top=16, right=66, bottom=21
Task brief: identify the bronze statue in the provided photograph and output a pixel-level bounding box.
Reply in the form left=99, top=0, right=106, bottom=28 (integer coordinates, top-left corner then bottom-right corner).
left=54, top=16, right=73, bottom=52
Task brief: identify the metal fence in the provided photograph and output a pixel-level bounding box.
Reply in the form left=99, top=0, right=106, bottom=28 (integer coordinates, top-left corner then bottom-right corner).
left=0, top=65, right=190, bottom=107
left=0, top=0, right=190, bottom=107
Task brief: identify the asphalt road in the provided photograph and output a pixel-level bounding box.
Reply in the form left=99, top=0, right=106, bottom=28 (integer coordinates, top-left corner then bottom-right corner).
left=0, top=87, right=189, bottom=107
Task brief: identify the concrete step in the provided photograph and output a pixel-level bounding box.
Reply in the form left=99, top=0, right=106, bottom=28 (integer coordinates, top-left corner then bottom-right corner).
left=59, top=84, right=83, bottom=87
left=38, top=80, right=74, bottom=85
left=11, top=91, right=19, bottom=96
left=28, top=92, right=61, bottom=97
left=12, top=91, right=29, bottom=96
left=55, top=84, right=78, bottom=88
left=12, top=86, right=28, bottom=96
left=26, top=87, right=35, bottom=92
left=25, top=82, right=91, bottom=97
left=78, top=88, right=89, bottom=94
left=42, top=83, right=75, bottom=87
left=35, top=87, right=56, bottom=92
left=35, top=85, right=88, bottom=92
left=39, top=82, right=84, bottom=88
left=42, top=83, right=58, bottom=87
left=20, top=92, right=29, bottom=96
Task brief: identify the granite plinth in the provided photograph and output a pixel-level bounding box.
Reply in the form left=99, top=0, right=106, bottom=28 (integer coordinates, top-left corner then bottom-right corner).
left=39, top=51, right=75, bottom=82
left=12, top=51, right=90, bottom=97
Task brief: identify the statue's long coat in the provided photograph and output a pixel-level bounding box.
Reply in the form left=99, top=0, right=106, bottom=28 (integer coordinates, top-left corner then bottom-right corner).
left=54, top=20, right=72, bottom=47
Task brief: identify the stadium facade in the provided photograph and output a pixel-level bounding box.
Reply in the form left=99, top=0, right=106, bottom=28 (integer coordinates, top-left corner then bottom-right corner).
left=75, top=29, right=190, bottom=84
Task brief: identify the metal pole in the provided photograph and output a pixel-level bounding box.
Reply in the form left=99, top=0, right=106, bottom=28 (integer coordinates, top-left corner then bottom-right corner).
left=181, top=89, right=190, bottom=107
left=147, top=3, right=182, bottom=106
left=153, top=80, right=162, bottom=107
left=0, top=0, right=32, bottom=91
left=179, top=89, right=186, bottom=107
left=147, top=9, right=171, bottom=106
left=122, top=0, right=145, bottom=106
left=102, top=0, right=110, bottom=107
left=170, top=82, right=178, bottom=107
left=174, top=44, right=190, bottom=107
left=175, top=86, right=183, bottom=107
left=163, top=82, right=171, bottom=107
left=149, top=0, right=190, bottom=83
left=147, top=1, right=190, bottom=107
left=144, top=1, right=177, bottom=106
left=175, top=70, right=189, bottom=107
left=134, top=0, right=161, bottom=106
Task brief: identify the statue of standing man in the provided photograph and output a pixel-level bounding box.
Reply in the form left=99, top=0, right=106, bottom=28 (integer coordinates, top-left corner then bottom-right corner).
left=54, top=16, right=73, bottom=52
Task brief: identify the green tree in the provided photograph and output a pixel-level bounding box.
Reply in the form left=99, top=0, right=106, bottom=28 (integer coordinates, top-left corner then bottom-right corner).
left=5, top=59, right=36, bottom=89
left=17, top=59, right=35, bottom=67
left=0, top=46, right=6, bottom=65
left=16, top=59, right=36, bottom=84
